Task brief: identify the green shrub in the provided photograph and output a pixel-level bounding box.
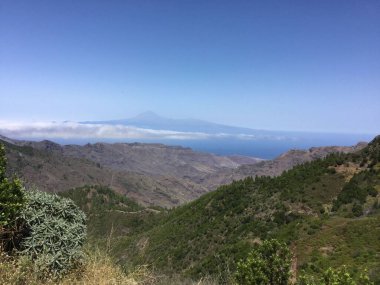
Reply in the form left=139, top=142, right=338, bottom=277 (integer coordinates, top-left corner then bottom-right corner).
left=352, top=203, right=363, bottom=217
left=298, top=267, right=373, bottom=285
left=367, top=187, right=378, bottom=198
left=0, top=144, right=25, bottom=227
left=332, top=170, right=379, bottom=212
left=235, top=239, right=292, bottom=285
left=0, top=143, right=26, bottom=252
left=20, top=190, right=87, bottom=277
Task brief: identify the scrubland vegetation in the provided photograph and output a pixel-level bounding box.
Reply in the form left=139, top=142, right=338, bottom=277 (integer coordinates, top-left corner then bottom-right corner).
left=1, top=135, right=380, bottom=284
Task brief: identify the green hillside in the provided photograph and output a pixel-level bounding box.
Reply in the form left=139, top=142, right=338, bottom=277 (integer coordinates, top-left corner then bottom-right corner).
left=60, top=185, right=164, bottom=241
left=97, top=136, right=380, bottom=282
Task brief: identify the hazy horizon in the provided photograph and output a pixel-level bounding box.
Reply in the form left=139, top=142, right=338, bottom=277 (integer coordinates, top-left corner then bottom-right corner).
left=0, top=110, right=377, bottom=135
left=0, top=110, right=376, bottom=159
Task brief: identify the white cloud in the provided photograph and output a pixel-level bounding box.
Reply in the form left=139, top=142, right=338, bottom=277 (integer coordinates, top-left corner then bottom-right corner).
left=0, top=121, right=288, bottom=141
left=0, top=121, right=212, bottom=140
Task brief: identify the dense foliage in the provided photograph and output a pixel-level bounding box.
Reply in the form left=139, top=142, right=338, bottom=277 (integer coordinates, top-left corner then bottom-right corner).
left=0, top=143, right=26, bottom=253
left=20, top=190, right=87, bottom=276
left=298, top=267, right=373, bottom=285
left=60, top=185, right=161, bottom=239
left=235, top=239, right=291, bottom=285
left=0, top=144, right=25, bottom=228
left=333, top=170, right=379, bottom=213
left=61, top=185, right=142, bottom=213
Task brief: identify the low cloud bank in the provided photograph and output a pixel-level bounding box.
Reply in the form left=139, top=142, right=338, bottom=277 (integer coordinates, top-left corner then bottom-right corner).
left=0, top=121, right=288, bottom=141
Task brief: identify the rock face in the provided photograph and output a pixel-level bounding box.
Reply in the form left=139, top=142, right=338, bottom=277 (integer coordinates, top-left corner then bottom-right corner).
left=0, top=135, right=367, bottom=208
left=1, top=136, right=260, bottom=207
left=61, top=142, right=241, bottom=176
left=15, top=139, right=260, bottom=178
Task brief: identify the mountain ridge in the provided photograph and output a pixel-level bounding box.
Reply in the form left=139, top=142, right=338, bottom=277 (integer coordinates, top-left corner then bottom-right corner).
left=0, top=134, right=368, bottom=208
left=81, top=111, right=292, bottom=135
left=0, top=135, right=261, bottom=207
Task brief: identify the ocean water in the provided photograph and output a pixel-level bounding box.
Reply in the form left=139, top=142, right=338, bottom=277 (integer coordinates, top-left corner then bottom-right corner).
left=176, top=135, right=370, bottom=159
left=47, top=132, right=376, bottom=159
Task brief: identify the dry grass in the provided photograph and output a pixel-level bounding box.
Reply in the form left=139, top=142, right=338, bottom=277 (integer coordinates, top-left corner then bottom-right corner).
left=0, top=248, right=138, bottom=285
left=0, top=247, right=221, bottom=285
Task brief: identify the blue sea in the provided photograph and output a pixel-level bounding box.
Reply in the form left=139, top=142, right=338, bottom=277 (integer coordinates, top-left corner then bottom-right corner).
left=47, top=132, right=376, bottom=159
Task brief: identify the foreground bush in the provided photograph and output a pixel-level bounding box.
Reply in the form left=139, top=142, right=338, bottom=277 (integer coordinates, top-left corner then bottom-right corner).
left=298, top=267, right=373, bottom=285
left=0, top=144, right=25, bottom=228
left=0, top=143, right=26, bottom=253
left=20, top=190, right=87, bottom=276
left=235, top=239, right=292, bottom=285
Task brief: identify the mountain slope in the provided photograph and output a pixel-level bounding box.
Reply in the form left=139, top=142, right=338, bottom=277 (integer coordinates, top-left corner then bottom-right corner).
left=0, top=137, right=209, bottom=207
left=1, top=135, right=261, bottom=207
left=1, top=135, right=366, bottom=208
left=59, top=185, right=162, bottom=240
left=60, top=142, right=242, bottom=177
left=201, top=142, right=367, bottom=190
left=109, top=136, right=380, bottom=282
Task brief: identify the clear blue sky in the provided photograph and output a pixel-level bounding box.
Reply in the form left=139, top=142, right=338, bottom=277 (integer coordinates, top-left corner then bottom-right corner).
left=1, top=0, right=379, bottom=133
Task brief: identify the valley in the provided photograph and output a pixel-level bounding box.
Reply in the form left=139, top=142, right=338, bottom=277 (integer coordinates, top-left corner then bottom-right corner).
left=61, top=135, right=380, bottom=283
left=1, top=133, right=379, bottom=283
left=0, top=134, right=365, bottom=208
